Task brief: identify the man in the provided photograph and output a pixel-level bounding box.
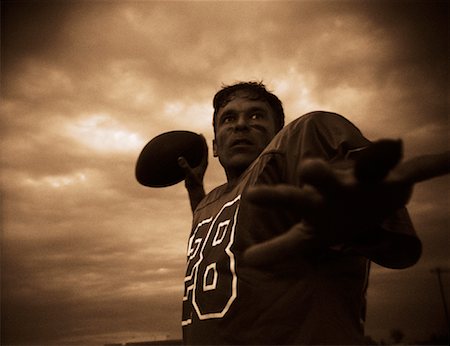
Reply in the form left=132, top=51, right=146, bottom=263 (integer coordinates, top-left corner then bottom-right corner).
left=177, top=82, right=448, bottom=345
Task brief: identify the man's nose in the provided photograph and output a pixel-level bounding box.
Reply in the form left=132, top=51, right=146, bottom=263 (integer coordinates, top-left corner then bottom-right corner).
left=234, top=114, right=249, bottom=130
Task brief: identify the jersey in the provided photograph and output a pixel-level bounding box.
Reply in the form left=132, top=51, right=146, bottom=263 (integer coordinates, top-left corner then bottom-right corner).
left=182, top=111, right=421, bottom=345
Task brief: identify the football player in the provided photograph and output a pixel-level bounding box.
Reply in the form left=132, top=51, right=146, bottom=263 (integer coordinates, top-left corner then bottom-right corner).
left=178, top=82, right=449, bottom=345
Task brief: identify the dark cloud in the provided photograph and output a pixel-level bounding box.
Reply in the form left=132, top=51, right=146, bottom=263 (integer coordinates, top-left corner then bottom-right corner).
left=367, top=264, right=449, bottom=342
left=3, top=284, right=183, bottom=344
left=1, top=1, right=73, bottom=70
left=366, top=174, right=449, bottom=342
left=2, top=212, right=187, bottom=344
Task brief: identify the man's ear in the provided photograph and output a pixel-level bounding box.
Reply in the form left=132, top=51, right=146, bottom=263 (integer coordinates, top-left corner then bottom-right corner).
left=212, top=139, right=218, bottom=157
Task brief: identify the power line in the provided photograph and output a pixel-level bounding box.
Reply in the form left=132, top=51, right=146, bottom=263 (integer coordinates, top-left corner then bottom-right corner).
left=430, top=267, right=449, bottom=331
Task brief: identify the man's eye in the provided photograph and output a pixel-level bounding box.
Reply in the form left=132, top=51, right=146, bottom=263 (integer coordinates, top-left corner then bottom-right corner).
left=222, top=115, right=235, bottom=123
left=250, top=113, right=263, bottom=120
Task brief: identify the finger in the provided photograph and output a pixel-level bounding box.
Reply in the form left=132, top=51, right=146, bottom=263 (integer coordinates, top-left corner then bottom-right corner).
left=245, top=184, right=323, bottom=212
left=178, top=156, right=190, bottom=169
left=178, top=156, right=195, bottom=178
left=298, top=159, right=342, bottom=196
left=388, top=151, right=450, bottom=184
left=354, top=139, right=403, bottom=184
left=243, top=222, right=316, bottom=267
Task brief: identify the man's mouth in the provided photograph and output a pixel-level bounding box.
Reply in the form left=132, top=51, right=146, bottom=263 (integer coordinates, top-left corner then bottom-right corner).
left=230, top=138, right=254, bottom=148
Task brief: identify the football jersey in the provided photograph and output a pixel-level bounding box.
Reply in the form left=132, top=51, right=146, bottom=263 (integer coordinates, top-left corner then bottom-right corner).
left=182, top=111, right=421, bottom=345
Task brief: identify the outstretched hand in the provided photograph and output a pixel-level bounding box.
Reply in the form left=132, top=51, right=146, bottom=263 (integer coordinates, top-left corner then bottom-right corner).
left=178, top=134, right=208, bottom=213
left=243, top=140, right=449, bottom=266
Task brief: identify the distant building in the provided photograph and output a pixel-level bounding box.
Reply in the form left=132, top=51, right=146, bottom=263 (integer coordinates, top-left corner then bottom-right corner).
left=126, top=341, right=182, bottom=346
left=105, top=340, right=183, bottom=346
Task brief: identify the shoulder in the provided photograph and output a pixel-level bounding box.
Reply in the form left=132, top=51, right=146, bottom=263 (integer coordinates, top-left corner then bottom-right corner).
left=259, top=111, right=371, bottom=184
left=283, top=111, right=364, bottom=140
left=263, top=111, right=368, bottom=155
left=194, top=183, right=229, bottom=213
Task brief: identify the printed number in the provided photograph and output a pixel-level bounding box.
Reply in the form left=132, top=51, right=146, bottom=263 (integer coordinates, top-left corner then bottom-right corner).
left=182, top=196, right=240, bottom=326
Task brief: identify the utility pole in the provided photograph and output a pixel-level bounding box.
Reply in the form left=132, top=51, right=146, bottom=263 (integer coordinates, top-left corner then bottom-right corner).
left=430, top=267, right=449, bottom=330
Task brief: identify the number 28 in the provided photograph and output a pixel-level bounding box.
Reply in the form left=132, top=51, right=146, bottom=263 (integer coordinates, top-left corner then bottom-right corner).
left=182, top=196, right=240, bottom=326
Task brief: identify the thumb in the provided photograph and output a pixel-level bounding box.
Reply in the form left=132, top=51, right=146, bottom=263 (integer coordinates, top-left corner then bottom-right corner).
left=388, top=151, right=450, bottom=184
left=178, top=156, right=203, bottom=188
left=177, top=156, right=189, bottom=169
left=243, top=222, right=317, bottom=267
left=178, top=156, right=195, bottom=179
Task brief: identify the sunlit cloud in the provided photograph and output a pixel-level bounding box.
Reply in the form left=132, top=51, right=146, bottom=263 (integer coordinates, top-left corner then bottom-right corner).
left=24, top=171, right=87, bottom=188
left=163, top=100, right=212, bottom=130
left=66, top=113, right=145, bottom=152
left=269, top=70, right=323, bottom=121
left=103, top=60, right=158, bottom=109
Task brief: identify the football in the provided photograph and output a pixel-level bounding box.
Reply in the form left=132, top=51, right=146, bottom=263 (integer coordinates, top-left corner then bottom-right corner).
left=135, top=130, right=205, bottom=187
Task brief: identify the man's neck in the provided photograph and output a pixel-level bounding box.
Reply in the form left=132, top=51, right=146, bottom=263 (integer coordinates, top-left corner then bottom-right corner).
left=225, top=168, right=247, bottom=189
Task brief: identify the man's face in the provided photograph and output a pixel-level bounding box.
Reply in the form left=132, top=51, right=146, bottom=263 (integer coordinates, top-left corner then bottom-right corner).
left=213, top=92, right=278, bottom=179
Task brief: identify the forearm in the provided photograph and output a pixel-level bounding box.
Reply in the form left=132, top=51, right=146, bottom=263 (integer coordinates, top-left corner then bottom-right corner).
left=186, top=184, right=206, bottom=213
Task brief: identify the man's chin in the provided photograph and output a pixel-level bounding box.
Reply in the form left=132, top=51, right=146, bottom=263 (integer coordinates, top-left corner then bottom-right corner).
left=227, top=153, right=259, bottom=171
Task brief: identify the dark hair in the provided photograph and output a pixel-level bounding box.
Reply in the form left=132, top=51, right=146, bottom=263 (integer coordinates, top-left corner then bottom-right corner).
left=212, top=81, right=285, bottom=132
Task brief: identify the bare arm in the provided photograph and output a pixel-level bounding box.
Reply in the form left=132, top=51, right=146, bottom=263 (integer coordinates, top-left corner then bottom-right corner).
left=178, top=135, right=208, bottom=213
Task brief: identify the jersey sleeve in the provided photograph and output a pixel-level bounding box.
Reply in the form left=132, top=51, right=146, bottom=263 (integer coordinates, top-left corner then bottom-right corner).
left=277, top=111, right=371, bottom=184
left=349, top=207, right=422, bottom=269
left=269, top=111, right=422, bottom=269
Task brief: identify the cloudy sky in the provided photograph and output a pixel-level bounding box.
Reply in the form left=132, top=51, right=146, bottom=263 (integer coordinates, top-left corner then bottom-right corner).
left=1, top=1, right=448, bottom=345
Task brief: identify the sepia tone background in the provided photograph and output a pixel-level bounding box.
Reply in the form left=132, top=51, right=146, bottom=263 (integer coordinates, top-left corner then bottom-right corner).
left=1, top=1, right=448, bottom=345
